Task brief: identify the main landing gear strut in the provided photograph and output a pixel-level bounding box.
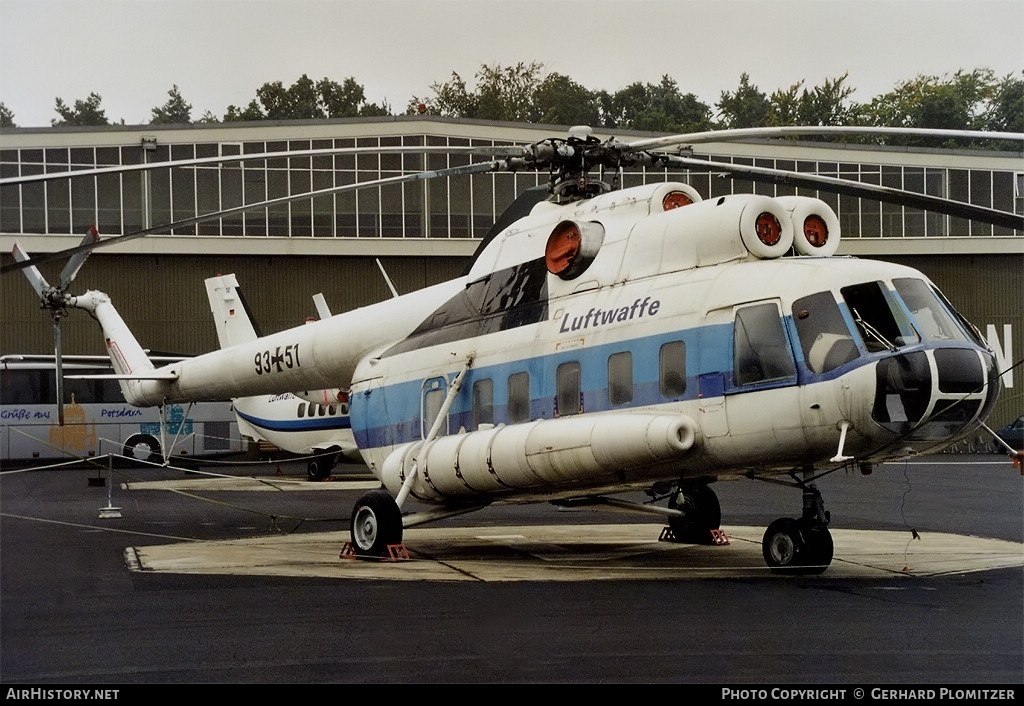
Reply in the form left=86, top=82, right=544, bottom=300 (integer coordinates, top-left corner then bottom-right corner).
left=761, top=471, right=834, bottom=574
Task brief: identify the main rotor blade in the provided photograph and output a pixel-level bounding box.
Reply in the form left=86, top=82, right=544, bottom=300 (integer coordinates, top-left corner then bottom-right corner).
left=627, top=126, right=1024, bottom=152
left=0, top=145, right=507, bottom=186
left=657, top=154, right=1024, bottom=231
left=1, top=160, right=504, bottom=275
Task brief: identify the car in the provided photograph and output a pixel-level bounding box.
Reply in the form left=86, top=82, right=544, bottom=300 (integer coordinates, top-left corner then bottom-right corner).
left=992, top=415, right=1024, bottom=453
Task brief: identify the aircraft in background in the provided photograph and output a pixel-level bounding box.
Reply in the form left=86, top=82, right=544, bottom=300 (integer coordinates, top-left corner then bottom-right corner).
left=205, top=273, right=358, bottom=480
left=7, top=124, right=1022, bottom=573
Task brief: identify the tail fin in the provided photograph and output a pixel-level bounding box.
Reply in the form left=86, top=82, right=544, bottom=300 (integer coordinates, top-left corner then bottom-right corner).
left=205, top=274, right=261, bottom=348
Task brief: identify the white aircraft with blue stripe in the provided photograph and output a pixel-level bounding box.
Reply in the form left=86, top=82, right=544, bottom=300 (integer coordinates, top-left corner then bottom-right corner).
left=9, top=125, right=1020, bottom=573
left=205, top=274, right=357, bottom=481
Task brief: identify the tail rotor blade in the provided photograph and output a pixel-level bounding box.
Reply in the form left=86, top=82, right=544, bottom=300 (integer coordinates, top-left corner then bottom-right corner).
left=11, top=241, right=51, bottom=300
left=59, top=226, right=100, bottom=289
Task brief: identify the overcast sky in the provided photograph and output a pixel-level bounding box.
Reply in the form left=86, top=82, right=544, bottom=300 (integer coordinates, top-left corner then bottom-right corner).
left=1, top=0, right=1021, bottom=128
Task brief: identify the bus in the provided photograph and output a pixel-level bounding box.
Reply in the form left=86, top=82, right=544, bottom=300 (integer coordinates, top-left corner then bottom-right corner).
left=1, top=355, right=245, bottom=468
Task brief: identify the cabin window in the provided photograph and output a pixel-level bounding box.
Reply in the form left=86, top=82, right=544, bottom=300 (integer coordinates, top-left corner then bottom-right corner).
left=733, top=303, right=797, bottom=386
left=507, top=372, right=530, bottom=423
left=841, top=281, right=919, bottom=352
left=472, top=379, right=494, bottom=428
left=659, top=341, right=686, bottom=397
left=792, top=292, right=859, bottom=373
left=556, top=361, right=582, bottom=416
left=608, top=352, right=633, bottom=406
left=422, top=386, right=447, bottom=438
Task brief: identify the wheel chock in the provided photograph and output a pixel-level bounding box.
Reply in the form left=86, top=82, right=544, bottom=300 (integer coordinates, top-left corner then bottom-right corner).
left=710, top=529, right=730, bottom=545
left=386, top=544, right=410, bottom=561
left=339, top=542, right=410, bottom=561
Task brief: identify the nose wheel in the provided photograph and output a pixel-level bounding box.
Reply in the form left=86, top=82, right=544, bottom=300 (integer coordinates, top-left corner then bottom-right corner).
left=761, top=479, right=834, bottom=574
left=762, top=518, right=833, bottom=574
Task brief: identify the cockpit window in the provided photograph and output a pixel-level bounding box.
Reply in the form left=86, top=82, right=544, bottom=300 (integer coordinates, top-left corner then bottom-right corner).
left=893, top=278, right=969, bottom=343
left=840, top=281, right=919, bottom=352
left=733, top=302, right=797, bottom=386
left=792, top=292, right=860, bottom=373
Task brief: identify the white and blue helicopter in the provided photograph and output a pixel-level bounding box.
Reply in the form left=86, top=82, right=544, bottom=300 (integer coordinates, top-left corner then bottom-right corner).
left=6, top=125, right=1023, bottom=573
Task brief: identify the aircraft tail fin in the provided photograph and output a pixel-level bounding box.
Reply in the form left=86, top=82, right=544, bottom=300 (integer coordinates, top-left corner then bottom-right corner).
left=205, top=274, right=262, bottom=348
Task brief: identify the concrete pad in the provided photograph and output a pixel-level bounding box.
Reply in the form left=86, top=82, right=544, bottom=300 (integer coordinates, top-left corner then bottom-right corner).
left=126, top=524, right=1024, bottom=582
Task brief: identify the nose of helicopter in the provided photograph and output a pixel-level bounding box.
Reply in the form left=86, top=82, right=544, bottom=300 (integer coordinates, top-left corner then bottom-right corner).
left=871, top=345, right=999, bottom=446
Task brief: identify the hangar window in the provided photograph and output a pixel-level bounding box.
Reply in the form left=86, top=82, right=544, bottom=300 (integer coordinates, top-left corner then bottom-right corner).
left=608, top=352, right=633, bottom=406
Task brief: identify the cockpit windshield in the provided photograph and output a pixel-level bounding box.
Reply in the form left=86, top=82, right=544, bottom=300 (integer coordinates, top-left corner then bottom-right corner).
left=840, top=281, right=920, bottom=352
left=893, top=278, right=972, bottom=343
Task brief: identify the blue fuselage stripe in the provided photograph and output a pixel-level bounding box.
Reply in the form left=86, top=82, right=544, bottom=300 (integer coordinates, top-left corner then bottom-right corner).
left=235, top=408, right=351, bottom=433
left=352, top=321, right=760, bottom=449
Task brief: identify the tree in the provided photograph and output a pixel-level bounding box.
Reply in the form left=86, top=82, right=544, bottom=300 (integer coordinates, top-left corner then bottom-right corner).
left=984, top=71, right=1024, bottom=134
left=150, top=85, right=192, bottom=124
left=864, top=69, right=999, bottom=144
left=476, top=62, right=543, bottom=122
left=0, top=102, right=15, bottom=128
left=52, top=92, right=109, bottom=126
left=600, top=77, right=712, bottom=133
left=224, top=75, right=389, bottom=121
left=529, top=73, right=600, bottom=126
left=223, top=100, right=265, bottom=122
left=716, top=73, right=770, bottom=129
left=767, top=74, right=861, bottom=129
left=415, top=63, right=544, bottom=121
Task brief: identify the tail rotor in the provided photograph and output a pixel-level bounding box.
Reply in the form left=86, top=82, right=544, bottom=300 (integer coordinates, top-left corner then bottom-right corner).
left=11, top=226, right=101, bottom=425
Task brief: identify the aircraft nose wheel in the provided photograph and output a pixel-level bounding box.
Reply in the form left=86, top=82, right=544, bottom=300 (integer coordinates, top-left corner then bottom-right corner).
left=350, top=489, right=403, bottom=557
left=762, top=518, right=833, bottom=574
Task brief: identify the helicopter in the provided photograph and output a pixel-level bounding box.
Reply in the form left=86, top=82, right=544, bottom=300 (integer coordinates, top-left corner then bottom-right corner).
left=5, top=124, right=1022, bottom=573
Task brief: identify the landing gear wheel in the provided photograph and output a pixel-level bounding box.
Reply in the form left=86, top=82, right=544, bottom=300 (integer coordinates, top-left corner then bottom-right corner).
left=763, top=518, right=802, bottom=572
left=123, top=434, right=161, bottom=464
left=800, top=526, right=834, bottom=574
left=762, top=518, right=834, bottom=574
left=667, top=484, right=721, bottom=544
left=350, top=489, right=403, bottom=557
left=307, top=454, right=336, bottom=482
